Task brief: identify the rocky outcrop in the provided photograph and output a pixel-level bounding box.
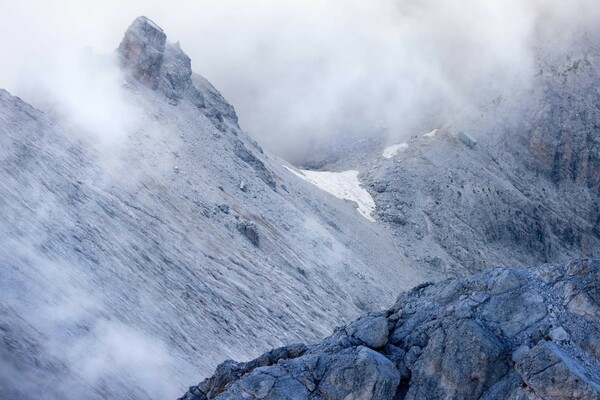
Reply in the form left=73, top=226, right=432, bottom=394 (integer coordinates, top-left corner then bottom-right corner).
left=118, top=16, right=167, bottom=90
left=181, top=259, right=600, bottom=399
left=118, top=17, right=275, bottom=189
left=118, top=16, right=237, bottom=125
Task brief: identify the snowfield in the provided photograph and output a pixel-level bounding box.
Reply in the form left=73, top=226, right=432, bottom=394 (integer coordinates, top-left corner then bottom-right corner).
left=382, top=143, right=408, bottom=159
left=285, top=167, right=376, bottom=222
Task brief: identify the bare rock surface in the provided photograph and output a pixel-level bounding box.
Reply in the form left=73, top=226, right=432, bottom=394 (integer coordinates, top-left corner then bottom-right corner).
left=181, top=259, right=600, bottom=400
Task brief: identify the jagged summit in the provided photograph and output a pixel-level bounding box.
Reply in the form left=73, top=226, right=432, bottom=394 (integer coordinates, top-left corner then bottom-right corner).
left=118, top=16, right=166, bottom=89
left=118, top=16, right=237, bottom=124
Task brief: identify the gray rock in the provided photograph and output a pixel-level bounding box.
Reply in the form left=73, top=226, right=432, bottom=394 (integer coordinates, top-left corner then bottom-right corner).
left=118, top=16, right=166, bottom=89
left=182, top=346, right=400, bottom=400
left=516, top=341, right=600, bottom=399
left=233, top=139, right=277, bottom=190
left=481, top=291, right=547, bottom=337
left=405, top=320, right=509, bottom=400
left=567, top=292, right=600, bottom=319
left=346, top=314, right=389, bottom=348
left=158, top=42, right=203, bottom=107
left=182, top=260, right=600, bottom=400
left=549, top=326, right=569, bottom=342
left=1, top=18, right=432, bottom=400
left=512, top=345, right=530, bottom=363
left=237, top=220, right=260, bottom=246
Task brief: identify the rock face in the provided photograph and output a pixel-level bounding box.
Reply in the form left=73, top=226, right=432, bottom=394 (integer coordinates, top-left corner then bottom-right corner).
left=118, top=16, right=235, bottom=124
left=527, top=35, right=600, bottom=195
left=0, top=17, right=430, bottom=400
left=181, top=259, right=600, bottom=399
left=118, top=16, right=167, bottom=90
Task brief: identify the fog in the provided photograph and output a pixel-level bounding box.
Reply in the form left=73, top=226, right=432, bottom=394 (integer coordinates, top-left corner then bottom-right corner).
left=1, top=2, right=600, bottom=398
left=2, top=0, right=600, bottom=162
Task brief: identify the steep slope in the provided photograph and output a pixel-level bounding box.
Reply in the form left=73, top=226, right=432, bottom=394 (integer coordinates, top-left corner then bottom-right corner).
left=178, top=19, right=600, bottom=400
left=0, top=17, right=430, bottom=400
left=362, top=125, right=599, bottom=276
left=304, top=28, right=600, bottom=277
left=181, top=258, right=600, bottom=400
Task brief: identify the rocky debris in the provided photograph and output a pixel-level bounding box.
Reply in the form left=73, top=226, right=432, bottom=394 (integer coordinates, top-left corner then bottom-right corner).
left=237, top=220, right=260, bottom=247
left=181, top=259, right=600, bottom=399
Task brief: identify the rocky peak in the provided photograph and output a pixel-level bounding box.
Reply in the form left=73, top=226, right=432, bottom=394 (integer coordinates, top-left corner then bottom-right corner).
left=118, top=16, right=167, bottom=89
left=117, top=16, right=240, bottom=125
left=117, top=16, right=195, bottom=101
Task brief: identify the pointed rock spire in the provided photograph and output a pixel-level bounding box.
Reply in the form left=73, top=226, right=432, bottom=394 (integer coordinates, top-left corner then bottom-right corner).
left=118, top=16, right=167, bottom=89
left=117, top=16, right=239, bottom=126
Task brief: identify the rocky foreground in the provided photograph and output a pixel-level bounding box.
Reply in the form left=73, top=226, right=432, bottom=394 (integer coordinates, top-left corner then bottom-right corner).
left=181, top=259, right=600, bottom=399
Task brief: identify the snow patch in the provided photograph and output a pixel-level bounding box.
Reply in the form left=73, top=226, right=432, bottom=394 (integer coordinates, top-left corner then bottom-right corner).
left=286, top=167, right=376, bottom=222
left=382, top=143, right=408, bottom=159
left=423, top=128, right=438, bottom=138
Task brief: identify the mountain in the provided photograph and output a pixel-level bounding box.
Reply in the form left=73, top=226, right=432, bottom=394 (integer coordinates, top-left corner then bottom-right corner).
left=177, top=16, right=600, bottom=400
left=180, top=258, right=600, bottom=400
left=0, top=17, right=428, bottom=399
left=307, top=27, right=600, bottom=277
left=2, top=13, right=600, bottom=400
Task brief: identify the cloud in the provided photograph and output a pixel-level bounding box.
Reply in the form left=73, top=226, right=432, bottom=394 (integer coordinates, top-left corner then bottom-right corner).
left=0, top=0, right=597, bottom=162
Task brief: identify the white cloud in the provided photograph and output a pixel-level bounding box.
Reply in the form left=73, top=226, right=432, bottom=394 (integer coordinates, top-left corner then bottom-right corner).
left=0, top=0, right=598, bottom=162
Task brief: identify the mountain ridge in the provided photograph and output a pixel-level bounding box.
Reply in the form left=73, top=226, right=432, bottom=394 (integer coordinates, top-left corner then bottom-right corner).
left=0, top=17, right=428, bottom=399
left=2, top=13, right=600, bottom=400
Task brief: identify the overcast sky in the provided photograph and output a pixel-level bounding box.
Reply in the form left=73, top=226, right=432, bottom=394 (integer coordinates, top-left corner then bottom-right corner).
left=1, top=0, right=598, bottom=161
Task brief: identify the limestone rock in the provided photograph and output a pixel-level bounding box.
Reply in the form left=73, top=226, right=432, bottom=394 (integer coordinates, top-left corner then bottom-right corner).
left=549, top=326, right=569, bottom=342
left=118, top=16, right=166, bottom=89
left=117, top=16, right=243, bottom=126
left=346, top=314, right=389, bottom=348
left=237, top=220, right=260, bottom=247
left=516, top=341, right=600, bottom=399
left=181, top=259, right=600, bottom=400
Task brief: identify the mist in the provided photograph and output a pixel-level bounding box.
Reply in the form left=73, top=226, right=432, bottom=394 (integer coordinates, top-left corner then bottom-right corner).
left=2, top=1, right=599, bottom=162
left=2, top=2, right=600, bottom=398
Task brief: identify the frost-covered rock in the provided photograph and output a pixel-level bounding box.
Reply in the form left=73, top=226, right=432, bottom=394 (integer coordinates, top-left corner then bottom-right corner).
left=118, top=16, right=237, bottom=126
